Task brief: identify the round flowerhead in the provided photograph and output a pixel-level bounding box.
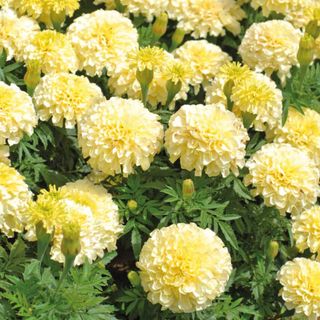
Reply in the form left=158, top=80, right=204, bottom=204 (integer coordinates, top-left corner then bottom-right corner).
left=0, top=163, right=32, bottom=237
left=137, top=223, right=232, bottom=313
left=278, top=258, right=320, bottom=319
left=168, top=0, right=246, bottom=38
left=174, top=40, right=231, bottom=91
left=244, top=143, right=320, bottom=215
left=292, top=206, right=320, bottom=255
left=67, top=9, right=138, bottom=76
left=239, top=20, right=301, bottom=84
left=271, top=108, right=320, bottom=166
left=23, top=30, right=78, bottom=74
left=207, top=69, right=283, bottom=131
left=165, top=104, right=249, bottom=177
left=0, top=81, right=37, bottom=145
left=0, top=8, right=39, bottom=61
left=33, top=73, right=105, bottom=128
left=78, top=97, right=164, bottom=177
left=26, top=179, right=123, bottom=265
left=12, top=0, right=80, bottom=27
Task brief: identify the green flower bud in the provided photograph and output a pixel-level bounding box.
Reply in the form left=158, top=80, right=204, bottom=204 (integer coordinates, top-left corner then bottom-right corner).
left=297, top=34, right=315, bottom=67
left=152, top=13, right=168, bottom=39
left=136, top=68, right=154, bottom=106
left=24, top=61, right=41, bottom=95
left=165, top=79, right=182, bottom=108
left=127, top=199, right=138, bottom=212
left=182, top=179, right=195, bottom=200
left=306, top=20, right=320, bottom=39
left=51, top=10, right=66, bottom=30
left=170, top=28, right=185, bottom=51
left=223, top=79, right=235, bottom=111
left=128, top=271, right=141, bottom=287
left=61, top=223, right=81, bottom=257
left=267, top=240, right=279, bottom=260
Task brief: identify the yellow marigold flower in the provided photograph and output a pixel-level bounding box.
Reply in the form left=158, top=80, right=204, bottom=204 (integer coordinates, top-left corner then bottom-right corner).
left=218, top=61, right=252, bottom=84
left=239, top=20, right=301, bottom=84
left=244, top=143, right=320, bottom=215
left=292, top=206, right=320, bottom=255
left=26, top=179, right=123, bottom=265
left=137, top=223, right=232, bottom=313
left=165, top=104, right=249, bottom=177
left=0, top=8, right=39, bottom=61
left=0, top=163, right=32, bottom=237
left=277, top=258, right=320, bottom=319
left=0, top=81, right=37, bottom=145
left=251, top=0, right=318, bottom=28
left=67, top=9, right=138, bottom=76
left=168, top=0, right=246, bottom=38
left=271, top=108, right=320, bottom=166
left=78, top=97, right=164, bottom=177
left=12, top=0, right=80, bottom=26
left=207, top=71, right=283, bottom=131
left=163, top=59, right=192, bottom=85
left=23, top=30, right=78, bottom=74
left=33, top=73, right=105, bottom=128
left=108, top=47, right=190, bottom=108
left=173, top=40, right=231, bottom=91
left=0, top=145, right=9, bottom=164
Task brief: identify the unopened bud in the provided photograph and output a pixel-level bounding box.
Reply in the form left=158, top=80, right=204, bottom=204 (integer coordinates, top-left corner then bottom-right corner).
left=223, top=79, right=234, bottom=99
left=297, top=34, right=315, bottom=67
left=182, top=179, right=195, bottom=200
left=24, top=61, right=41, bottom=94
left=306, top=20, right=320, bottom=39
left=152, top=13, right=168, bottom=39
left=165, top=79, right=182, bottom=109
left=136, top=68, right=154, bottom=106
left=127, top=199, right=138, bottom=212
left=170, top=28, right=185, bottom=51
left=128, top=271, right=141, bottom=287
left=61, top=223, right=81, bottom=257
left=267, top=240, right=279, bottom=260
left=51, top=9, right=66, bottom=29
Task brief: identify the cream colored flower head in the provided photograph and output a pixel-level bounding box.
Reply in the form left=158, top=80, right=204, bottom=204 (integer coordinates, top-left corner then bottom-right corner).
left=174, top=40, right=231, bottom=90
left=12, top=0, right=80, bottom=26
left=0, top=163, right=32, bottom=237
left=78, top=97, right=164, bottom=177
left=0, top=81, right=37, bottom=145
left=26, top=179, right=123, bottom=265
left=0, top=8, right=39, bottom=61
left=0, top=145, right=9, bottom=164
left=278, top=258, right=320, bottom=319
left=207, top=70, right=283, bottom=131
left=244, top=143, right=320, bottom=215
left=165, top=104, right=249, bottom=177
left=23, top=30, right=78, bottom=74
left=137, top=223, right=232, bottom=313
left=239, top=20, right=301, bottom=84
left=67, top=9, right=138, bottom=76
left=251, top=0, right=318, bottom=28
left=271, top=108, right=320, bottom=167
left=292, top=206, right=320, bottom=255
left=108, top=47, right=190, bottom=108
left=33, top=73, right=105, bottom=128
left=168, top=0, right=246, bottom=38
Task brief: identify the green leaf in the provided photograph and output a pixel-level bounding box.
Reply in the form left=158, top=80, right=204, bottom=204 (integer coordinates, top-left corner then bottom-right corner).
left=131, top=228, right=142, bottom=259
left=219, top=222, right=239, bottom=250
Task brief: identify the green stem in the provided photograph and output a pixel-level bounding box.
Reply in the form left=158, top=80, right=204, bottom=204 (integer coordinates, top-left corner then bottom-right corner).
left=37, top=233, right=51, bottom=265
left=140, top=83, right=149, bottom=107
left=56, top=254, right=76, bottom=292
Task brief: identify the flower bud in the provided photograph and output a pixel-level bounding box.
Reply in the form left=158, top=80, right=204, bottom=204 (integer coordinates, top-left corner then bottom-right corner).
left=165, top=79, right=182, bottom=109
left=306, top=20, right=320, bottom=39
left=223, top=79, right=235, bottom=111
left=182, top=179, right=195, bottom=200
left=267, top=240, right=279, bottom=260
left=170, top=28, right=185, bottom=51
left=297, top=34, right=315, bottom=67
left=127, top=199, right=138, bottom=212
left=61, top=223, right=81, bottom=257
left=128, top=271, right=141, bottom=287
left=136, top=68, right=154, bottom=106
left=152, top=13, right=168, bottom=39
left=24, top=61, right=41, bottom=94
left=51, top=9, right=66, bottom=30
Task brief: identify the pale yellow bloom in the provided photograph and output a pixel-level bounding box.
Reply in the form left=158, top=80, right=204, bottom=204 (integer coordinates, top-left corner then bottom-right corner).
left=137, top=223, right=232, bottom=313
left=165, top=104, right=249, bottom=177
left=0, top=81, right=37, bottom=145
left=26, top=179, right=123, bottom=265
left=174, top=40, right=231, bottom=91
left=78, top=97, right=164, bottom=177
left=278, top=258, right=320, bottom=320
left=67, top=9, right=138, bottom=76
left=239, top=20, right=301, bottom=84
left=33, top=73, right=105, bottom=128
left=292, top=206, right=320, bottom=255
left=0, top=8, right=39, bottom=61
left=168, top=0, right=246, bottom=38
left=244, top=143, right=320, bottom=215
left=0, top=163, right=32, bottom=237
left=271, top=108, right=320, bottom=166
left=23, top=30, right=78, bottom=74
